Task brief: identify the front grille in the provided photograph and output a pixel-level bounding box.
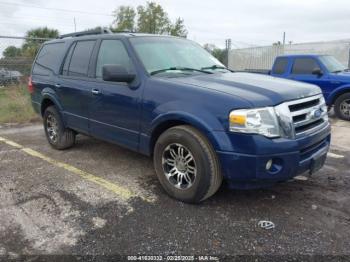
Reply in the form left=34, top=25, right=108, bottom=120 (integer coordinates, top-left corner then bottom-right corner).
left=275, top=94, right=329, bottom=139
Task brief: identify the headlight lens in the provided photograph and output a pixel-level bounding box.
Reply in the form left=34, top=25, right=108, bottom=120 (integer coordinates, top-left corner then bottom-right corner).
left=229, top=107, right=280, bottom=138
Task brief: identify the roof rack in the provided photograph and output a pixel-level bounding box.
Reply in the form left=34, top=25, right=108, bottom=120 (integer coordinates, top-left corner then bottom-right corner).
left=58, top=27, right=112, bottom=39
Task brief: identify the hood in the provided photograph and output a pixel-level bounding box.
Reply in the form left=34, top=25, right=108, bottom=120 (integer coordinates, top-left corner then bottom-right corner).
left=168, top=72, right=322, bottom=107
left=331, top=71, right=350, bottom=80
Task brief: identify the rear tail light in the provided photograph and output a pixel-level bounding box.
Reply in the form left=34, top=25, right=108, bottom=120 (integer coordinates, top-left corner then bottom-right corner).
left=28, top=76, right=34, bottom=93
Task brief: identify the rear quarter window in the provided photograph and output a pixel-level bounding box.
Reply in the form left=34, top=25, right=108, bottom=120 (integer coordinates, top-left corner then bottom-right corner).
left=32, top=42, right=65, bottom=76
left=272, top=58, right=288, bottom=75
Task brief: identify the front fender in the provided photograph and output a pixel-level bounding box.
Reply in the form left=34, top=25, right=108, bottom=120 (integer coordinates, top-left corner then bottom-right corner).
left=147, top=101, right=232, bottom=152
left=327, top=85, right=350, bottom=104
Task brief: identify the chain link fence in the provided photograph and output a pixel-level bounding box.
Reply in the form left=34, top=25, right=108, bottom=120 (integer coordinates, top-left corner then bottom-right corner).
left=0, top=36, right=49, bottom=86
left=228, top=39, right=350, bottom=71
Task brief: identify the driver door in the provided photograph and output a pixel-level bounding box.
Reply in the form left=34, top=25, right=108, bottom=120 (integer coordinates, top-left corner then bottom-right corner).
left=289, top=57, right=330, bottom=96
left=89, top=39, right=142, bottom=151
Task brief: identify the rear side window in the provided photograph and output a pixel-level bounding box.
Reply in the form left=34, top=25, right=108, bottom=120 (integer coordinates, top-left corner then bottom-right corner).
left=272, top=58, right=288, bottom=75
left=292, top=58, right=319, bottom=74
left=67, top=40, right=95, bottom=77
left=32, top=42, right=65, bottom=75
left=62, top=43, right=75, bottom=75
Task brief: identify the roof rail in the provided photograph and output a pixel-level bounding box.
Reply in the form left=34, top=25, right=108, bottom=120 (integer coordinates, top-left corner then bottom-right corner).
left=58, top=27, right=112, bottom=39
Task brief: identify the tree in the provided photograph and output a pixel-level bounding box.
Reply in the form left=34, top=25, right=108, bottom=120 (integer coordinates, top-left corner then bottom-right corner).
left=204, top=44, right=226, bottom=64
left=22, top=27, right=59, bottom=58
left=111, top=2, right=187, bottom=37
left=2, top=46, right=22, bottom=58
left=112, top=6, right=136, bottom=32
left=137, top=2, right=170, bottom=34
left=169, top=18, right=187, bottom=38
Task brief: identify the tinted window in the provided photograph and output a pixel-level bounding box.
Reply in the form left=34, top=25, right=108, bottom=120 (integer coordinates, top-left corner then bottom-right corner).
left=292, top=58, right=319, bottom=74
left=68, top=40, right=95, bottom=77
left=62, top=43, right=75, bottom=75
left=32, top=42, right=65, bottom=75
left=272, top=58, right=288, bottom=75
left=95, top=40, right=133, bottom=78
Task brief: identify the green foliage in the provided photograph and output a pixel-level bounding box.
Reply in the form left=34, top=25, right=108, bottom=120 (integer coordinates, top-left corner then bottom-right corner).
left=22, top=27, right=59, bottom=58
left=112, top=6, right=136, bottom=32
left=137, top=2, right=170, bottom=34
left=0, top=84, right=38, bottom=124
left=3, top=46, right=22, bottom=58
left=203, top=44, right=226, bottom=64
left=111, top=2, right=187, bottom=37
left=169, top=18, right=188, bottom=38
left=1, top=27, right=59, bottom=77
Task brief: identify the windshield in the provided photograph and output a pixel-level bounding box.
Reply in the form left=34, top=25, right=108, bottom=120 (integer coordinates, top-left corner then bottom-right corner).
left=319, top=55, right=347, bottom=73
left=129, top=36, right=226, bottom=75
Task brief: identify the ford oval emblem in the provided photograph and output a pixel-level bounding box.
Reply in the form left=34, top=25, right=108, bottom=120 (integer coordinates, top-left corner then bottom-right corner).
left=313, top=109, right=322, bottom=118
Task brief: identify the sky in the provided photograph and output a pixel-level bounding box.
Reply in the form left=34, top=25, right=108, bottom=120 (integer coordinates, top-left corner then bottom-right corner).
left=0, top=0, right=350, bottom=48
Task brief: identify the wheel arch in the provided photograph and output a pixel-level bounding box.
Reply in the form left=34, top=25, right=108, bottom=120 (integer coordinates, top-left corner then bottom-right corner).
left=146, top=112, right=228, bottom=156
left=40, top=91, right=63, bottom=117
left=328, top=86, right=350, bottom=105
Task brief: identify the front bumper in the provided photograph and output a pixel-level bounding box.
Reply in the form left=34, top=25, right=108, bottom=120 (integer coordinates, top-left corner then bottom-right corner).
left=216, top=124, right=331, bottom=189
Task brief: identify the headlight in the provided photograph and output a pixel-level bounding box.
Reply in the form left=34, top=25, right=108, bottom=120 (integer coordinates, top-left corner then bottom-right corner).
left=229, top=107, right=280, bottom=138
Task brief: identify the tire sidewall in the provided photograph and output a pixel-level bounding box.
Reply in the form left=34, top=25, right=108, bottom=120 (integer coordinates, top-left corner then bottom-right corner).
left=335, top=93, right=350, bottom=121
left=43, top=106, right=65, bottom=148
left=154, top=127, right=213, bottom=203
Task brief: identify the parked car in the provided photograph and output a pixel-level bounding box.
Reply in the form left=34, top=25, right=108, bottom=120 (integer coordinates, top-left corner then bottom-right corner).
left=29, top=29, right=331, bottom=203
left=0, top=68, right=21, bottom=85
left=245, top=55, right=350, bottom=121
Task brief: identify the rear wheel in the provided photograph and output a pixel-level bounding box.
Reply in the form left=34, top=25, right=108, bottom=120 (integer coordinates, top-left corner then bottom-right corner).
left=153, top=125, right=222, bottom=203
left=334, top=93, right=350, bottom=121
left=43, top=106, right=75, bottom=150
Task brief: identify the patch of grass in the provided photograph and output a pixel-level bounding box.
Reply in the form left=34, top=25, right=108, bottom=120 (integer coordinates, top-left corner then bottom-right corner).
left=0, top=84, right=40, bottom=124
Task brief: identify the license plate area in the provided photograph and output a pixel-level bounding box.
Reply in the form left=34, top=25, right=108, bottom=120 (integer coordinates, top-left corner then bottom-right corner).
left=309, top=152, right=327, bottom=175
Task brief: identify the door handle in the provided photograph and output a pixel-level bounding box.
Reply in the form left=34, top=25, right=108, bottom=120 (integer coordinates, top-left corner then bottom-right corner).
left=91, top=89, right=100, bottom=95
left=55, top=83, right=61, bottom=88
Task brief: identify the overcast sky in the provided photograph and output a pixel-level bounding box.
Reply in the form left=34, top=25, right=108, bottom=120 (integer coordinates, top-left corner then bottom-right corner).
left=0, top=0, right=350, bottom=48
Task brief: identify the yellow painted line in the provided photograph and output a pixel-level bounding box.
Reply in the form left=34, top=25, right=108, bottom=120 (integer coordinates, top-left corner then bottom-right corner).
left=0, top=136, right=153, bottom=203
left=327, top=152, right=344, bottom=159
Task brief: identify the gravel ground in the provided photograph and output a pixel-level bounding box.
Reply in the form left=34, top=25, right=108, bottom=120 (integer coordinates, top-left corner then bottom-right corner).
left=0, top=116, right=349, bottom=261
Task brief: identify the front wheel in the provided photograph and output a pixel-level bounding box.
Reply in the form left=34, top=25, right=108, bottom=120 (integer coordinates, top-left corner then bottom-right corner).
left=334, top=93, right=350, bottom=121
left=153, top=125, right=222, bottom=203
left=43, top=106, right=76, bottom=150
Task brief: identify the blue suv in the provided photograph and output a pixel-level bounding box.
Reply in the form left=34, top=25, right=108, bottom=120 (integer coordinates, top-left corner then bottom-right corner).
left=30, top=29, right=331, bottom=203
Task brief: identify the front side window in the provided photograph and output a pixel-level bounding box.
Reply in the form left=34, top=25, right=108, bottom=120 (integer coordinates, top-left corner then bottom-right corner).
left=67, top=40, right=95, bottom=77
left=95, top=40, right=134, bottom=78
left=130, top=37, right=225, bottom=75
left=292, top=58, right=319, bottom=75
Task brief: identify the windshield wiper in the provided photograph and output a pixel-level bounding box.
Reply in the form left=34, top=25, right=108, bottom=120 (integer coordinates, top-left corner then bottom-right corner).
left=332, top=70, right=343, bottom=73
left=150, top=67, right=213, bottom=76
left=201, top=65, right=227, bottom=70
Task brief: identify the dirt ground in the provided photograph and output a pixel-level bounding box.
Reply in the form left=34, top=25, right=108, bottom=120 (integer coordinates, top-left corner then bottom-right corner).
left=0, top=115, right=349, bottom=261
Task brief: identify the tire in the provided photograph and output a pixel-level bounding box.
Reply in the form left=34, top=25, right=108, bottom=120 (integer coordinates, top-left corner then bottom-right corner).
left=43, top=106, right=75, bottom=150
left=153, top=125, right=222, bottom=203
left=334, top=93, right=350, bottom=121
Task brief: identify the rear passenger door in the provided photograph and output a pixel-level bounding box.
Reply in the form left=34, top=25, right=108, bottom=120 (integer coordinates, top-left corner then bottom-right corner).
left=89, top=39, right=142, bottom=151
left=57, top=40, right=97, bottom=133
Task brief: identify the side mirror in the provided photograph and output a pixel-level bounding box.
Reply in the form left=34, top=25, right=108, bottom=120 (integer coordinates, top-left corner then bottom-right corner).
left=312, top=68, right=323, bottom=76
left=102, top=65, right=136, bottom=83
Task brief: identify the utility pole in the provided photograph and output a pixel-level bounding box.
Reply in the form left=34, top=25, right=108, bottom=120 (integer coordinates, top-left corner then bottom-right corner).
left=283, top=32, right=286, bottom=46
left=225, top=38, right=232, bottom=67
left=74, top=17, right=77, bottom=32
